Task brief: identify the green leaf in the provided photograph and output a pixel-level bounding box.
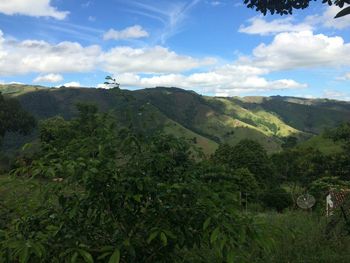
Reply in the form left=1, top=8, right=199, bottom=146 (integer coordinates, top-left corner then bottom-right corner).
left=210, top=227, right=220, bottom=244
left=31, top=242, right=45, bottom=258
left=18, top=247, right=29, bottom=263
left=227, top=250, right=235, bottom=263
left=160, top=232, right=168, bottom=246
left=77, top=249, right=94, bottom=263
left=132, top=194, right=142, bottom=202
left=71, top=252, right=78, bottom=263
left=147, top=231, right=159, bottom=244
left=97, top=252, right=111, bottom=260
left=99, top=246, right=114, bottom=252
left=108, top=248, right=120, bottom=263
left=335, top=6, right=350, bottom=18
left=203, top=217, right=211, bottom=230
left=89, top=168, right=98, bottom=174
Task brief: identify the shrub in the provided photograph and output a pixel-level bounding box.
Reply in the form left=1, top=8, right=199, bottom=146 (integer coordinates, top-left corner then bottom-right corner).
left=261, top=187, right=293, bottom=212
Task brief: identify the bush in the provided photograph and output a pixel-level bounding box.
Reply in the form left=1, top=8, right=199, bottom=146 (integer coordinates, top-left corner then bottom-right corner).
left=261, top=187, right=293, bottom=212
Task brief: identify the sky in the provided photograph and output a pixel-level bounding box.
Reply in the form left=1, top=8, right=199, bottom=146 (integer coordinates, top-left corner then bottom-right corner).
left=0, top=0, right=350, bottom=100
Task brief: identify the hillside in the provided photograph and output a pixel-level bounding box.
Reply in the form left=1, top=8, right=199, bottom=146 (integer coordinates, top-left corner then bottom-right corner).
left=1, top=84, right=350, bottom=155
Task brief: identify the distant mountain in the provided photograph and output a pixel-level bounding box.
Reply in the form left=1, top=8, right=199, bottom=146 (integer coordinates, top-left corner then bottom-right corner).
left=2, top=84, right=350, bottom=155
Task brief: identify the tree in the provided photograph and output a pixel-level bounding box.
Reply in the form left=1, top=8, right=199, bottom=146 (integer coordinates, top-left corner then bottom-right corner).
left=213, top=140, right=277, bottom=188
left=271, top=147, right=329, bottom=185
left=104, top=75, right=120, bottom=89
left=309, top=176, right=350, bottom=200
left=0, top=93, right=36, bottom=146
left=4, top=104, right=267, bottom=262
left=328, top=122, right=350, bottom=151
left=243, top=0, right=350, bottom=18
left=326, top=122, right=350, bottom=180
left=281, top=136, right=298, bottom=150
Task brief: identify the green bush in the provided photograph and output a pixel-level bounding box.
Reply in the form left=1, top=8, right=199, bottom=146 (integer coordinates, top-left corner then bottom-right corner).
left=261, top=187, right=293, bottom=212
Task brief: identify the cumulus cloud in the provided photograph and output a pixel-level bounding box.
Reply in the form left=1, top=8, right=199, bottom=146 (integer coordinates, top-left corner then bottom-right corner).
left=103, top=25, right=149, bottom=40
left=306, top=5, right=350, bottom=30
left=0, top=29, right=308, bottom=96
left=0, top=32, right=100, bottom=75
left=0, top=31, right=215, bottom=76
left=62, top=81, right=81, bottom=87
left=240, top=5, right=350, bottom=36
left=33, top=73, right=63, bottom=83
left=239, top=17, right=312, bottom=36
left=101, top=46, right=216, bottom=74
left=113, top=64, right=306, bottom=96
left=245, top=30, right=350, bottom=71
left=0, top=0, right=69, bottom=20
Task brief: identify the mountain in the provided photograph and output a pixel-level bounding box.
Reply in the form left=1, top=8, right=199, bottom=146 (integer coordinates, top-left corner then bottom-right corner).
left=2, top=84, right=350, bottom=155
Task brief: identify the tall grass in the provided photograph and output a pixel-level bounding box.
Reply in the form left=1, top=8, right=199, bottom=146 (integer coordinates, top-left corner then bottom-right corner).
left=257, top=211, right=350, bottom=263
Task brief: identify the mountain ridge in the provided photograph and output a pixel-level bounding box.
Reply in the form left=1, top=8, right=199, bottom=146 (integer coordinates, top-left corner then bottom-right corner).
left=2, top=84, right=350, bottom=154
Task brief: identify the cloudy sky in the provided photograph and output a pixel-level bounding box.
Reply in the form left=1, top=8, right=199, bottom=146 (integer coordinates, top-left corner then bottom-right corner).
left=0, top=0, right=350, bottom=99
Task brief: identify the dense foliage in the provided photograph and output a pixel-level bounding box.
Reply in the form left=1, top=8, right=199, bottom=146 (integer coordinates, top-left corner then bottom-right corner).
left=1, top=104, right=270, bottom=262
left=0, top=93, right=36, bottom=146
left=243, top=0, right=350, bottom=17
left=1, top=99, right=350, bottom=262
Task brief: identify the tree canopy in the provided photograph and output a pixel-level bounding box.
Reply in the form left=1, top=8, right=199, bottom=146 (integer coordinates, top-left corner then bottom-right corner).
left=0, top=93, right=36, bottom=146
left=243, top=0, right=350, bottom=18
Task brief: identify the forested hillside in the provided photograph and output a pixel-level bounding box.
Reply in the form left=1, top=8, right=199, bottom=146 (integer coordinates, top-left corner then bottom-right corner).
left=2, top=84, right=350, bottom=155
left=1, top=94, right=350, bottom=262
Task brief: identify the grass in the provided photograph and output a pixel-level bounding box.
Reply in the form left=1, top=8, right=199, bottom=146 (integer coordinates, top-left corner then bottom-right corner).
left=297, top=134, right=343, bottom=155
left=163, top=119, right=218, bottom=155
left=256, top=211, right=350, bottom=263
left=0, top=84, right=47, bottom=96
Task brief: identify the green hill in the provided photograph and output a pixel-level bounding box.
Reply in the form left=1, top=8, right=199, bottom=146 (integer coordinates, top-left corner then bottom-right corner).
left=1, top=84, right=350, bottom=155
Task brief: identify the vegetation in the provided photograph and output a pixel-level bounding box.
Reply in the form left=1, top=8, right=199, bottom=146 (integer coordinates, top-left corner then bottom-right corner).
left=2, top=84, right=350, bottom=156
left=1, top=88, right=350, bottom=262
left=0, top=93, right=36, bottom=146
left=243, top=0, right=350, bottom=18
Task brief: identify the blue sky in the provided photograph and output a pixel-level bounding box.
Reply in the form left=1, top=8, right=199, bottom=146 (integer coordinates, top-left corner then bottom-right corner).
left=0, top=0, right=350, bottom=100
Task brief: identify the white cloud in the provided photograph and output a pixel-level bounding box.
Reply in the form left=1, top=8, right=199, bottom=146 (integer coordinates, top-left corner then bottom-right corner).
left=103, top=25, right=149, bottom=40
left=239, top=17, right=312, bottom=36
left=0, top=31, right=101, bottom=75
left=323, top=89, right=350, bottom=101
left=62, top=81, right=81, bottom=87
left=0, top=0, right=69, bottom=20
left=0, top=80, right=24, bottom=85
left=114, top=64, right=306, bottom=96
left=0, top=30, right=216, bottom=76
left=0, top=28, right=308, bottom=96
left=101, top=46, right=216, bottom=74
left=240, top=6, right=350, bottom=36
left=33, top=73, right=63, bottom=83
left=306, top=5, right=350, bottom=30
left=245, top=30, right=350, bottom=71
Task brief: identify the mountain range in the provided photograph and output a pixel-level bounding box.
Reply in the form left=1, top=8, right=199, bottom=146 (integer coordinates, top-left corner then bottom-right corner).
left=2, top=84, right=350, bottom=155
